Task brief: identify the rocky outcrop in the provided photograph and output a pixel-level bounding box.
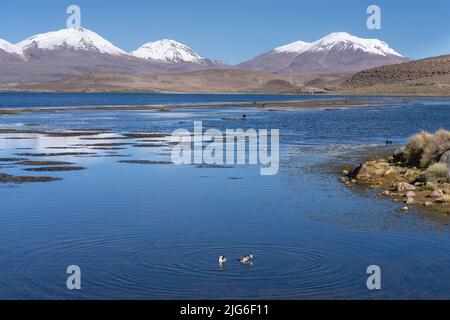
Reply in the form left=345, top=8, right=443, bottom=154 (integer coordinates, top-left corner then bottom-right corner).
left=347, top=164, right=370, bottom=180
left=341, top=154, right=450, bottom=214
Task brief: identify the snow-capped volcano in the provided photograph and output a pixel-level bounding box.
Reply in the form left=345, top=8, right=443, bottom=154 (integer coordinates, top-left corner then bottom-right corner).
left=16, top=28, right=127, bottom=56
left=301, top=32, right=403, bottom=57
left=240, top=32, right=408, bottom=74
left=131, top=39, right=204, bottom=64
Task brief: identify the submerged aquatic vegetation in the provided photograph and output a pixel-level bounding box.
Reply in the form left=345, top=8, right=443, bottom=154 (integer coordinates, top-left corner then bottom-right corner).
left=73, top=143, right=131, bottom=147
left=23, top=166, right=86, bottom=172
left=121, top=133, right=168, bottom=139
left=0, top=173, right=62, bottom=183
left=90, top=147, right=126, bottom=150
left=118, top=160, right=172, bottom=165
left=0, top=128, right=103, bottom=137
left=16, top=152, right=95, bottom=157
left=0, top=158, right=28, bottom=162
left=16, top=161, right=75, bottom=166
left=133, top=143, right=166, bottom=148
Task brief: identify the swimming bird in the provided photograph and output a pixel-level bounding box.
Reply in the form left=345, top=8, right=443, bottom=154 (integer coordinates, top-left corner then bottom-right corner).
left=218, top=256, right=228, bottom=265
left=239, top=255, right=254, bottom=265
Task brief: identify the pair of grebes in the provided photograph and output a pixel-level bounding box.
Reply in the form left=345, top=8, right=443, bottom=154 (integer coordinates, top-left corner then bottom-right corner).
left=218, top=255, right=254, bottom=266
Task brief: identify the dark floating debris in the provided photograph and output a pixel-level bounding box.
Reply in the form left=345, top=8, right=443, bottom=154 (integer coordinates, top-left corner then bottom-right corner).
left=118, top=160, right=173, bottom=165
left=0, top=173, right=62, bottom=183
left=22, top=166, right=86, bottom=172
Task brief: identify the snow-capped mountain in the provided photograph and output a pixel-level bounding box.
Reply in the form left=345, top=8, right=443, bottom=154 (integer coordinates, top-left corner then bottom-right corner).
left=132, top=39, right=204, bottom=63
left=16, top=28, right=127, bottom=56
left=0, top=28, right=227, bottom=84
left=0, top=39, right=24, bottom=61
left=239, top=32, right=409, bottom=74
left=274, top=32, right=403, bottom=57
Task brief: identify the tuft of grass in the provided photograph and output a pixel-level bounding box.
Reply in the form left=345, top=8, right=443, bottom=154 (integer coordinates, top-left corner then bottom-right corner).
left=423, top=163, right=449, bottom=182
left=441, top=195, right=450, bottom=203
left=421, top=129, right=450, bottom=168
left=400, top=130, right=450, bottom=168
left=401, top=131, right=433, bottom=167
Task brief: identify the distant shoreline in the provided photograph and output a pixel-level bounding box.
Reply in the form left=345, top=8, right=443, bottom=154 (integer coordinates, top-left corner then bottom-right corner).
left=0, top=89, right=449, bottom=97
left=0, top=98, right=406, bottom=115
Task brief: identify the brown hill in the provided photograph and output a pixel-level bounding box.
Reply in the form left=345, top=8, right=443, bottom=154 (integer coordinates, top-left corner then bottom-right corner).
left=340, top=55, right=450, bottom=95
left=6, top=69, right=344, bottom=94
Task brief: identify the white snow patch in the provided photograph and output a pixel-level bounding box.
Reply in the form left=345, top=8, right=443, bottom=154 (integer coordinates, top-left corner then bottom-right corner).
left=0, top=39, right=24, bottom=57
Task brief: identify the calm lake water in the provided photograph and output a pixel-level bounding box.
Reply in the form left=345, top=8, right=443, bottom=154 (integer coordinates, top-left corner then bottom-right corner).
left=0, top=94, right=449, bottom=300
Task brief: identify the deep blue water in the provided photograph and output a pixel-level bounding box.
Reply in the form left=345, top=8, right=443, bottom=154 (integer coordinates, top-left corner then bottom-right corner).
left=0, top=94, right=449, bottom=300
left=0, top=92, right=345, bottom=109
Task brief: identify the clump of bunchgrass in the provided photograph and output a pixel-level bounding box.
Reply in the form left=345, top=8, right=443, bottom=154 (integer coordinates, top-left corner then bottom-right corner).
left=422, top=163, right=449, bottom=182
left=399, top=130, right=450, bottom=168
left=401, top=131, right=434, bottom=167
left=420, top=129, right=450, bottom=168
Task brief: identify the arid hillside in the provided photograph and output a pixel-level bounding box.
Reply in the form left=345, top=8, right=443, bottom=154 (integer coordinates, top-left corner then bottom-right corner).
left=2, top=69, right=344, bottom=94
left=339, top=55, right=450, bottom=95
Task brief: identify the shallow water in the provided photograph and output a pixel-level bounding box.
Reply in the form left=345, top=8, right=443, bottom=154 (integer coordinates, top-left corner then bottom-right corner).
left=0, top=94, right=449, bottom=300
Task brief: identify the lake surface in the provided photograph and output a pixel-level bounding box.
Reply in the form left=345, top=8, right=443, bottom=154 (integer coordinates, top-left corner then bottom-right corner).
left=0, top=92, right=339, bottom=109
left=0, top=94, right=449, bottom=300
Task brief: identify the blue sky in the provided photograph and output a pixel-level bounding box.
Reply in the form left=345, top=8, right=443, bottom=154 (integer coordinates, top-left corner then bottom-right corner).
left=0, top=0, right=449, bottom=64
